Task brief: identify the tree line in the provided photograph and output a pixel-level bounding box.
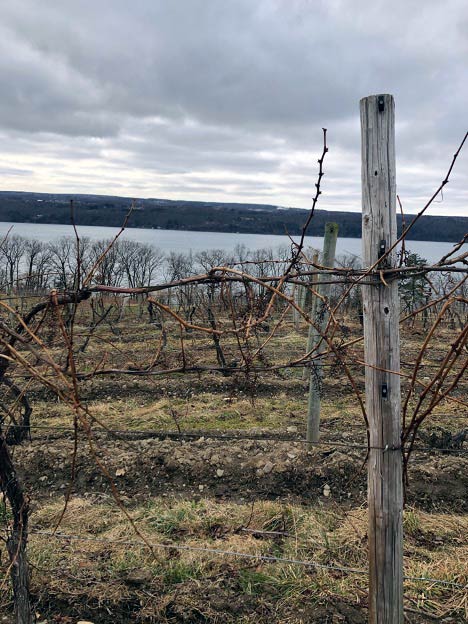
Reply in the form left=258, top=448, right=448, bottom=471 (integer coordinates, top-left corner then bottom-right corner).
left=0, top=235, right=316, bottom=293
left=1, top=190, right=467, bottom=241
left=1, top=235, right=464, bottom=332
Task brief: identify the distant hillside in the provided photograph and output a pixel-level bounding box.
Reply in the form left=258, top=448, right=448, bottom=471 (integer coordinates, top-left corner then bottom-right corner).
left=0, top=191, right=466, bottom=242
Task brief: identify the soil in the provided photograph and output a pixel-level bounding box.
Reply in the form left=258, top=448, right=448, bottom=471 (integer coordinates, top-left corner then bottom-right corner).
left=4, top=428, right=463, bottom=623
left=16, top=429, right=467, bottom=512
left=18, top=582, right=464, bottom=624
left=2, top=321, right=466, bottom=623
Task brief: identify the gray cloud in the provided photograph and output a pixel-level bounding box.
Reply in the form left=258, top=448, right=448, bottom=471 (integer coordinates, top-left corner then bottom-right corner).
left=0, top=0, right=466, bottom=215
left=0, top=166, right=32, bottom=176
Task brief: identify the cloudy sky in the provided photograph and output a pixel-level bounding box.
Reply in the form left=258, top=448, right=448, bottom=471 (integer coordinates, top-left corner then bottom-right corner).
left=1, top=0, right=467, bottom=215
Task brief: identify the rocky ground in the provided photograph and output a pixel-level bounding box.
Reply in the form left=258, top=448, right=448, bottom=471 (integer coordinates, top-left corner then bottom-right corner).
left=16, top=429, right=468, bottom=511
left=1, top=317, right=466, bottom=622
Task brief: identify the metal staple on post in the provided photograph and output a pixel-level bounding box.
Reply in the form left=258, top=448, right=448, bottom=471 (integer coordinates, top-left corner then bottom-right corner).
left=361, top=93, right=404, bottom=624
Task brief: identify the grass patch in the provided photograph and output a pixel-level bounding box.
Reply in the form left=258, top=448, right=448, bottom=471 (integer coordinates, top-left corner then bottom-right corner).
left=24, top=496, right=467, bottom=621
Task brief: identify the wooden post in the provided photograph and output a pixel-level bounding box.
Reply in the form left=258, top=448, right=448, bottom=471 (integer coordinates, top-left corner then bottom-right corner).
left=292, top=283, right=301, bottom=330
left=306, top=223, right=338, bottom=443
left=298, top=281, right=308, bottom=320
left=302, top=250, right=319, bottom=381
left=360, top=94, right=403, bottom=623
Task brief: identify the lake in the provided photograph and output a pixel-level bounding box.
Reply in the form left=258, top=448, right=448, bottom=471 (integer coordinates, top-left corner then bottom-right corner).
left=0, top=221, right=462, bottom=264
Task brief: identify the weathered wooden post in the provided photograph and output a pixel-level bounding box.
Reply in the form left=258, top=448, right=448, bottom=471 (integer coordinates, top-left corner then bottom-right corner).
left=302, top=250, right=319, bottom=381
left=306, top=223, right=338, bottom=443
left=301, top=251, right=317, bottom=315
left=292, top=283, right=301, bottom=330
left=360, top=94, right=403, bottom=623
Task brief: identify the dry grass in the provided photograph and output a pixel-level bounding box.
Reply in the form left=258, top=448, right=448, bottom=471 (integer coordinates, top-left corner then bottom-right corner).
left=30, top=391, right=362, bottom=435
left=16, top=497, right=466, bottom=622
left=1, top=309, right=466, bottom=622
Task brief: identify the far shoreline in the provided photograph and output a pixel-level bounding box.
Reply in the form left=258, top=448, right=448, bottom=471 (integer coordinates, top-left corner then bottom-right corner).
left=0, top=221, right=461, bottom=264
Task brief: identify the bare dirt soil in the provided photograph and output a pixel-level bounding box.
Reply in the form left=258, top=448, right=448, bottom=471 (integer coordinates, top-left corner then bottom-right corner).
left=17, top=430, right=468, bottom=511
left=6, top=427, right=465, bottom=624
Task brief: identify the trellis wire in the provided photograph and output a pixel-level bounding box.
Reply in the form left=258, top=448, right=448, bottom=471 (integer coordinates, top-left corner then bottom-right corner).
left=12, top=423, right=468, bottom=454
left=28, top=530, right=467, bottom=589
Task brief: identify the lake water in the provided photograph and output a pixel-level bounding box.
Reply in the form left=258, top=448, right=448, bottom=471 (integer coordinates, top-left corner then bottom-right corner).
left=0, top=221, right=462, bottom=264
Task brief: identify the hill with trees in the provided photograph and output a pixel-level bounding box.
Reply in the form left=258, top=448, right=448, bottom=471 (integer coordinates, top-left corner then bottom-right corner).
left=0, top=190, right=466, bottom=242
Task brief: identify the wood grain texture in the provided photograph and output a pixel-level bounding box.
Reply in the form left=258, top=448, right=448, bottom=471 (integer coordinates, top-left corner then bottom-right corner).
left=360, top=94, right=403, bottom=624
left=306, top=223, right=338, bottom=443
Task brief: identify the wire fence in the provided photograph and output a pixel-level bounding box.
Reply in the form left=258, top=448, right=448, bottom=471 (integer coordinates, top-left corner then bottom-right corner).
left=28, top=530, right=466, bottom=590
left=17, top=423, right=468, bottom=454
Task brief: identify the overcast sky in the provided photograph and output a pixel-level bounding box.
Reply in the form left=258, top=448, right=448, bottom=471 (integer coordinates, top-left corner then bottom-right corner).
left=1, top=0, right=467, bottom=216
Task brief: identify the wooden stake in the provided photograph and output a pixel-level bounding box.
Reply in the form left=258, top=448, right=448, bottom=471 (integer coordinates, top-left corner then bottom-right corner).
left=292, top=283, right=301, bottom=330
left=306, top=223, right=338, bottom=443
left=302, top=250, right=319, bottom=381
left=360, top=94, right=403, bottom=624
